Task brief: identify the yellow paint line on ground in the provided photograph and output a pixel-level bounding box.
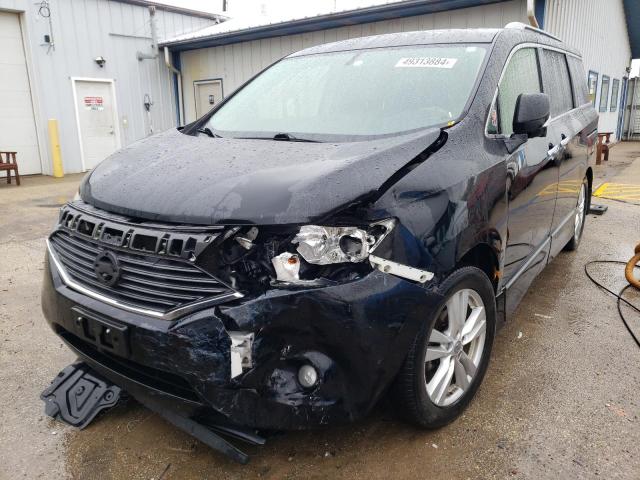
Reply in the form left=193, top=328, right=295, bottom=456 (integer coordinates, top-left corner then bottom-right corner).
left=593, top=182, right=640, bottom=202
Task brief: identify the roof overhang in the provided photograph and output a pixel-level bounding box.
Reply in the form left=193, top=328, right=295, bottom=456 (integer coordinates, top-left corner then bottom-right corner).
left=112, top=0, right=227, bottom=22
left=624, top=0, right=640, bottom=58
left=161, top=0, right=507, bottom=52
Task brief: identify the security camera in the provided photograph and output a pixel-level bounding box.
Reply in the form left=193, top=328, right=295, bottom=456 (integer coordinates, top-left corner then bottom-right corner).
left=94, top=56, right=106, bottom=68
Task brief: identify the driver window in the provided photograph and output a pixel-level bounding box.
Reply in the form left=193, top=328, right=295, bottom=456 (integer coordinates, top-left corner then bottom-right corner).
left=488, top=48, right=542, bottom=136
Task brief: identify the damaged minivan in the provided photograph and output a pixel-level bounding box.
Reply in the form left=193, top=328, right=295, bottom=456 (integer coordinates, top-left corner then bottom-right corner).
left=41, top=23, right=597, bottom=461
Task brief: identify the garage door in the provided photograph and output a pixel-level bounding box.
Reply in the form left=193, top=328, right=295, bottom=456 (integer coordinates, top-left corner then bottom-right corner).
left=0, top=11, right=40, bottom=175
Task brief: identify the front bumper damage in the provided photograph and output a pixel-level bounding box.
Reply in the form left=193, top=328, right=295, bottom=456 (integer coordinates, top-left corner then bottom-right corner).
left=40, top=204, right=442, bottom=462
left=42, top=251, right=442, bottom=427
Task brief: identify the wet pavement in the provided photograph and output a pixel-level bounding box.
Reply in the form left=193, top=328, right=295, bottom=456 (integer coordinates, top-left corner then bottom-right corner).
left=1, top=146, right=639, bottom=480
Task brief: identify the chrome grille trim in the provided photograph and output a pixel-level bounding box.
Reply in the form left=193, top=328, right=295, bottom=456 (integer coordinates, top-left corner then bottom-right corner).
left=48, top=238, right=243, bottom=320
left=47, top=217, right=244, bottom=321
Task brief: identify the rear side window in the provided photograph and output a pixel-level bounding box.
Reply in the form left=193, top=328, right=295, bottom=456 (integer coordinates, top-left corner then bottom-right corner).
left=540, top=49, right=574, bottom=117
left=567, top=56, right=589, bottom=106
left=489, top=48, right=541, bottom=136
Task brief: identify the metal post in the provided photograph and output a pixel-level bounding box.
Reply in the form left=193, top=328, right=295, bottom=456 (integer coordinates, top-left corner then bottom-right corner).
left=48, top=119, right=63, bottom=178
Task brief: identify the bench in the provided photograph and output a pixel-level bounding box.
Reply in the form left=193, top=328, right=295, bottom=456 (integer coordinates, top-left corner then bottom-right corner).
left=0, top=151, right=20, bottom=186
left=596, top=132, right=616, bottom=165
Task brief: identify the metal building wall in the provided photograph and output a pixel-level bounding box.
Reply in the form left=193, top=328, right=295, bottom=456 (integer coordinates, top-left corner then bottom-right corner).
left=0, top=0, right=216, bottom=174
left=179, top=0, right=529, bottom=124
left=544, top=0, right=631, bottom=139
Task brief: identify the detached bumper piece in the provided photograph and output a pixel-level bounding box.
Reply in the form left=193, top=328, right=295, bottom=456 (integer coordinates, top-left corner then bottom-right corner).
left=40, top=362, right=265, bottom=464
left=40, top=362, right=120, bottom=429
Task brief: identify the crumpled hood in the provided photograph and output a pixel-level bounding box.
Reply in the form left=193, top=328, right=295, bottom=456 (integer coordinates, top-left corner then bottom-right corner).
left=81, top=128, right=442, bottom=224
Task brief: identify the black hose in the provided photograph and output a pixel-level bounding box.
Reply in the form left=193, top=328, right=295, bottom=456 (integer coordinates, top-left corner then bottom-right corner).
left=584, top=260, right=640, bottom=348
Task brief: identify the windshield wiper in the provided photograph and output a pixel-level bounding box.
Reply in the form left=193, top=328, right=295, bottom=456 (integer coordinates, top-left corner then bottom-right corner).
left=273, top=133, right=319, bottom=142
left=235, top=133, right=320, bottom=143
left=196, top=127, right=221, bottom=138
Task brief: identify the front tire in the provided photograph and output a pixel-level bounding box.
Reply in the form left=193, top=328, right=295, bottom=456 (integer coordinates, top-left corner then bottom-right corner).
left=391, top=267, right=496, bottom=428
left=564, top=177, right=589, bottom=251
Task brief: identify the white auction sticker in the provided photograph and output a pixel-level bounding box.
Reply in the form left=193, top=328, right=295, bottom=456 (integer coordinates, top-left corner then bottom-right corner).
left=395, top=57, right=458, bottom=68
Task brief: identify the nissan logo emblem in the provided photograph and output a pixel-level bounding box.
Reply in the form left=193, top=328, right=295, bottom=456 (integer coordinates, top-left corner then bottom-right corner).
left=93, top=251, right=121, bottom=287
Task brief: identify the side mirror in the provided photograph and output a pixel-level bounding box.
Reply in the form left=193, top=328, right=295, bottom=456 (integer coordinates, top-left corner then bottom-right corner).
left=513, top=93, right=550, bottom=138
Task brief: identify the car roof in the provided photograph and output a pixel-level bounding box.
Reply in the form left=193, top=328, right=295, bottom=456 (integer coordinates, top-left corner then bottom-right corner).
left=287, top=25, right=580, bottom=58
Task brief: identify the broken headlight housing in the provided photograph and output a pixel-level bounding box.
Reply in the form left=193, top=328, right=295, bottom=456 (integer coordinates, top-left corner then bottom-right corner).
left=292, top=219, right=396, bottom=265
left=202, top=218, right=430, bottom=294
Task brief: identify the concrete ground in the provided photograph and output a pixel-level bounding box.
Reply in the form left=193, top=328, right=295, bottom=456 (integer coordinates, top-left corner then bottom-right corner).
left=1, top=146, right=639, bottom=480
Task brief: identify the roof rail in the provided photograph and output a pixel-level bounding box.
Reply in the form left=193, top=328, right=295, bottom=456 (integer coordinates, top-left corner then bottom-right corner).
left=504, top=21, right=562, bottom=42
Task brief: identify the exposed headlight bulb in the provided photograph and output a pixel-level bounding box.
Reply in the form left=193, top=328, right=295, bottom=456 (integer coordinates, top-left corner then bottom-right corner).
left=298, top=364, right=318, bottom=388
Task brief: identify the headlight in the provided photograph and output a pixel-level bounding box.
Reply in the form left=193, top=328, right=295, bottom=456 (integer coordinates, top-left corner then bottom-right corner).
left=292, top=219, right=395, bottom=265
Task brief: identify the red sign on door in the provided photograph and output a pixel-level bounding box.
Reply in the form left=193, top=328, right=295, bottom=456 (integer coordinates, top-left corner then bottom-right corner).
left=84, top=96, right=104, bottom=111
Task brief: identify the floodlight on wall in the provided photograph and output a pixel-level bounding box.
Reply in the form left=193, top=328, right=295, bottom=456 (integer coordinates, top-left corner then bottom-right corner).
left=94, top=56, right=106, bottom=68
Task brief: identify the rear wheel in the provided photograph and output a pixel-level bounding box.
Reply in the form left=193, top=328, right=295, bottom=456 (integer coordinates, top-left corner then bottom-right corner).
left=565, top=177, right=589, bottom=251
left=391, top=267, right=496, bottom=428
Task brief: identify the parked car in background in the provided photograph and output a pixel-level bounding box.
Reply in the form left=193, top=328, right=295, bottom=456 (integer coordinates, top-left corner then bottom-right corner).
left=42, top=22, right=597, bottom=440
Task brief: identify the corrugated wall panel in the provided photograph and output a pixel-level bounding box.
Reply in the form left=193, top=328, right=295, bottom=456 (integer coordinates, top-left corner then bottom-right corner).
left=545, top=0, right=631, bottom=139
left=180, top=0, right=529, bottom=123
left=8, top=0, right=217, bottom=174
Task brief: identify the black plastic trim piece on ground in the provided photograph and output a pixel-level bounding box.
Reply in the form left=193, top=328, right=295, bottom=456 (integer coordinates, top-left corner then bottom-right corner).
left=40, top=362, right=121, bottom=429
left=41, top=361, right=263, bottom=464
left=137, top=395, right=253, bottom=464
left=588, top=204, right=608, bottom=215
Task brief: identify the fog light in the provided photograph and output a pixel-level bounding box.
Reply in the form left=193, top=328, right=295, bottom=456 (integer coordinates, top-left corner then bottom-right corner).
left=298, top=364, right=318, bottom=388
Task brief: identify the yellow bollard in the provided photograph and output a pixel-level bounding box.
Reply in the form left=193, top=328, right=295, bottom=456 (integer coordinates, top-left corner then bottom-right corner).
left=48, top=119, right=64, bottom=178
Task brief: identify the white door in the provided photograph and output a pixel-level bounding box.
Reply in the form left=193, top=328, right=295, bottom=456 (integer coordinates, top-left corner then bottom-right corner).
left=195, top=80, right=223, bottom=118
left=74, top=80, right=119, bottom=170
left=0, top=12, right=41, bottom=174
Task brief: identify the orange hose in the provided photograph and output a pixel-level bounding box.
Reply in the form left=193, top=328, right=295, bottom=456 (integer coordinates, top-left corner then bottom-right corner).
left=626, top=243, right=640, bottom=290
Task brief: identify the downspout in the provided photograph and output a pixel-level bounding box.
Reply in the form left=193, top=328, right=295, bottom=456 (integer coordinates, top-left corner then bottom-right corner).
left=527, top=0, right=539, bottom=28
left=164, top=47, right=184, bottom=126
left=137, top=6, right=158, bottom=61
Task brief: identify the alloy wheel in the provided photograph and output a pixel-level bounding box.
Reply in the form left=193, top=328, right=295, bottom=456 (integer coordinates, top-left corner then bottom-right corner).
left=425, top=288, right=486, bottom=407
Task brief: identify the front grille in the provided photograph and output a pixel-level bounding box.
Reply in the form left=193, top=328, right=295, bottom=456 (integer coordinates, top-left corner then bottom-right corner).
left=49, top=229, right=235, bottom=315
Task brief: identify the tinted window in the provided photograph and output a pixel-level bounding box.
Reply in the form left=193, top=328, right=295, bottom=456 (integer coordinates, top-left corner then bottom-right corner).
left=540, top=49, right=574, bottom=116
left=489, top=48, right=541, bottom=136
left=567, top=56, right=589, bottom=106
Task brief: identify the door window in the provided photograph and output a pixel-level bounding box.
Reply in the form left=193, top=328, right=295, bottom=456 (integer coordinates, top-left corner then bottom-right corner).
left=540, top=49, right=574, bottom=117
left=488, top=47, right=541, bottom=136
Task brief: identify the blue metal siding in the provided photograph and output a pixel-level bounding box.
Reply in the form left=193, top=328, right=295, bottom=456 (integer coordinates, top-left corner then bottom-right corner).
left=623, top=0, right=640, bottom=58
left=535, top=0, right=546, bottom=28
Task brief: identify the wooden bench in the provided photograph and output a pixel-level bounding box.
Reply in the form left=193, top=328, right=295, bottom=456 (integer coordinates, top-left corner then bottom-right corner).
left=596, top=132, right=616, bottom=165
left=0, top=151, right=20, bottom=186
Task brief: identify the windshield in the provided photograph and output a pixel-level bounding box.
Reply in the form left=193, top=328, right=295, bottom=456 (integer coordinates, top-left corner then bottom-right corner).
left=206, top=44, right=488, bottom=140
